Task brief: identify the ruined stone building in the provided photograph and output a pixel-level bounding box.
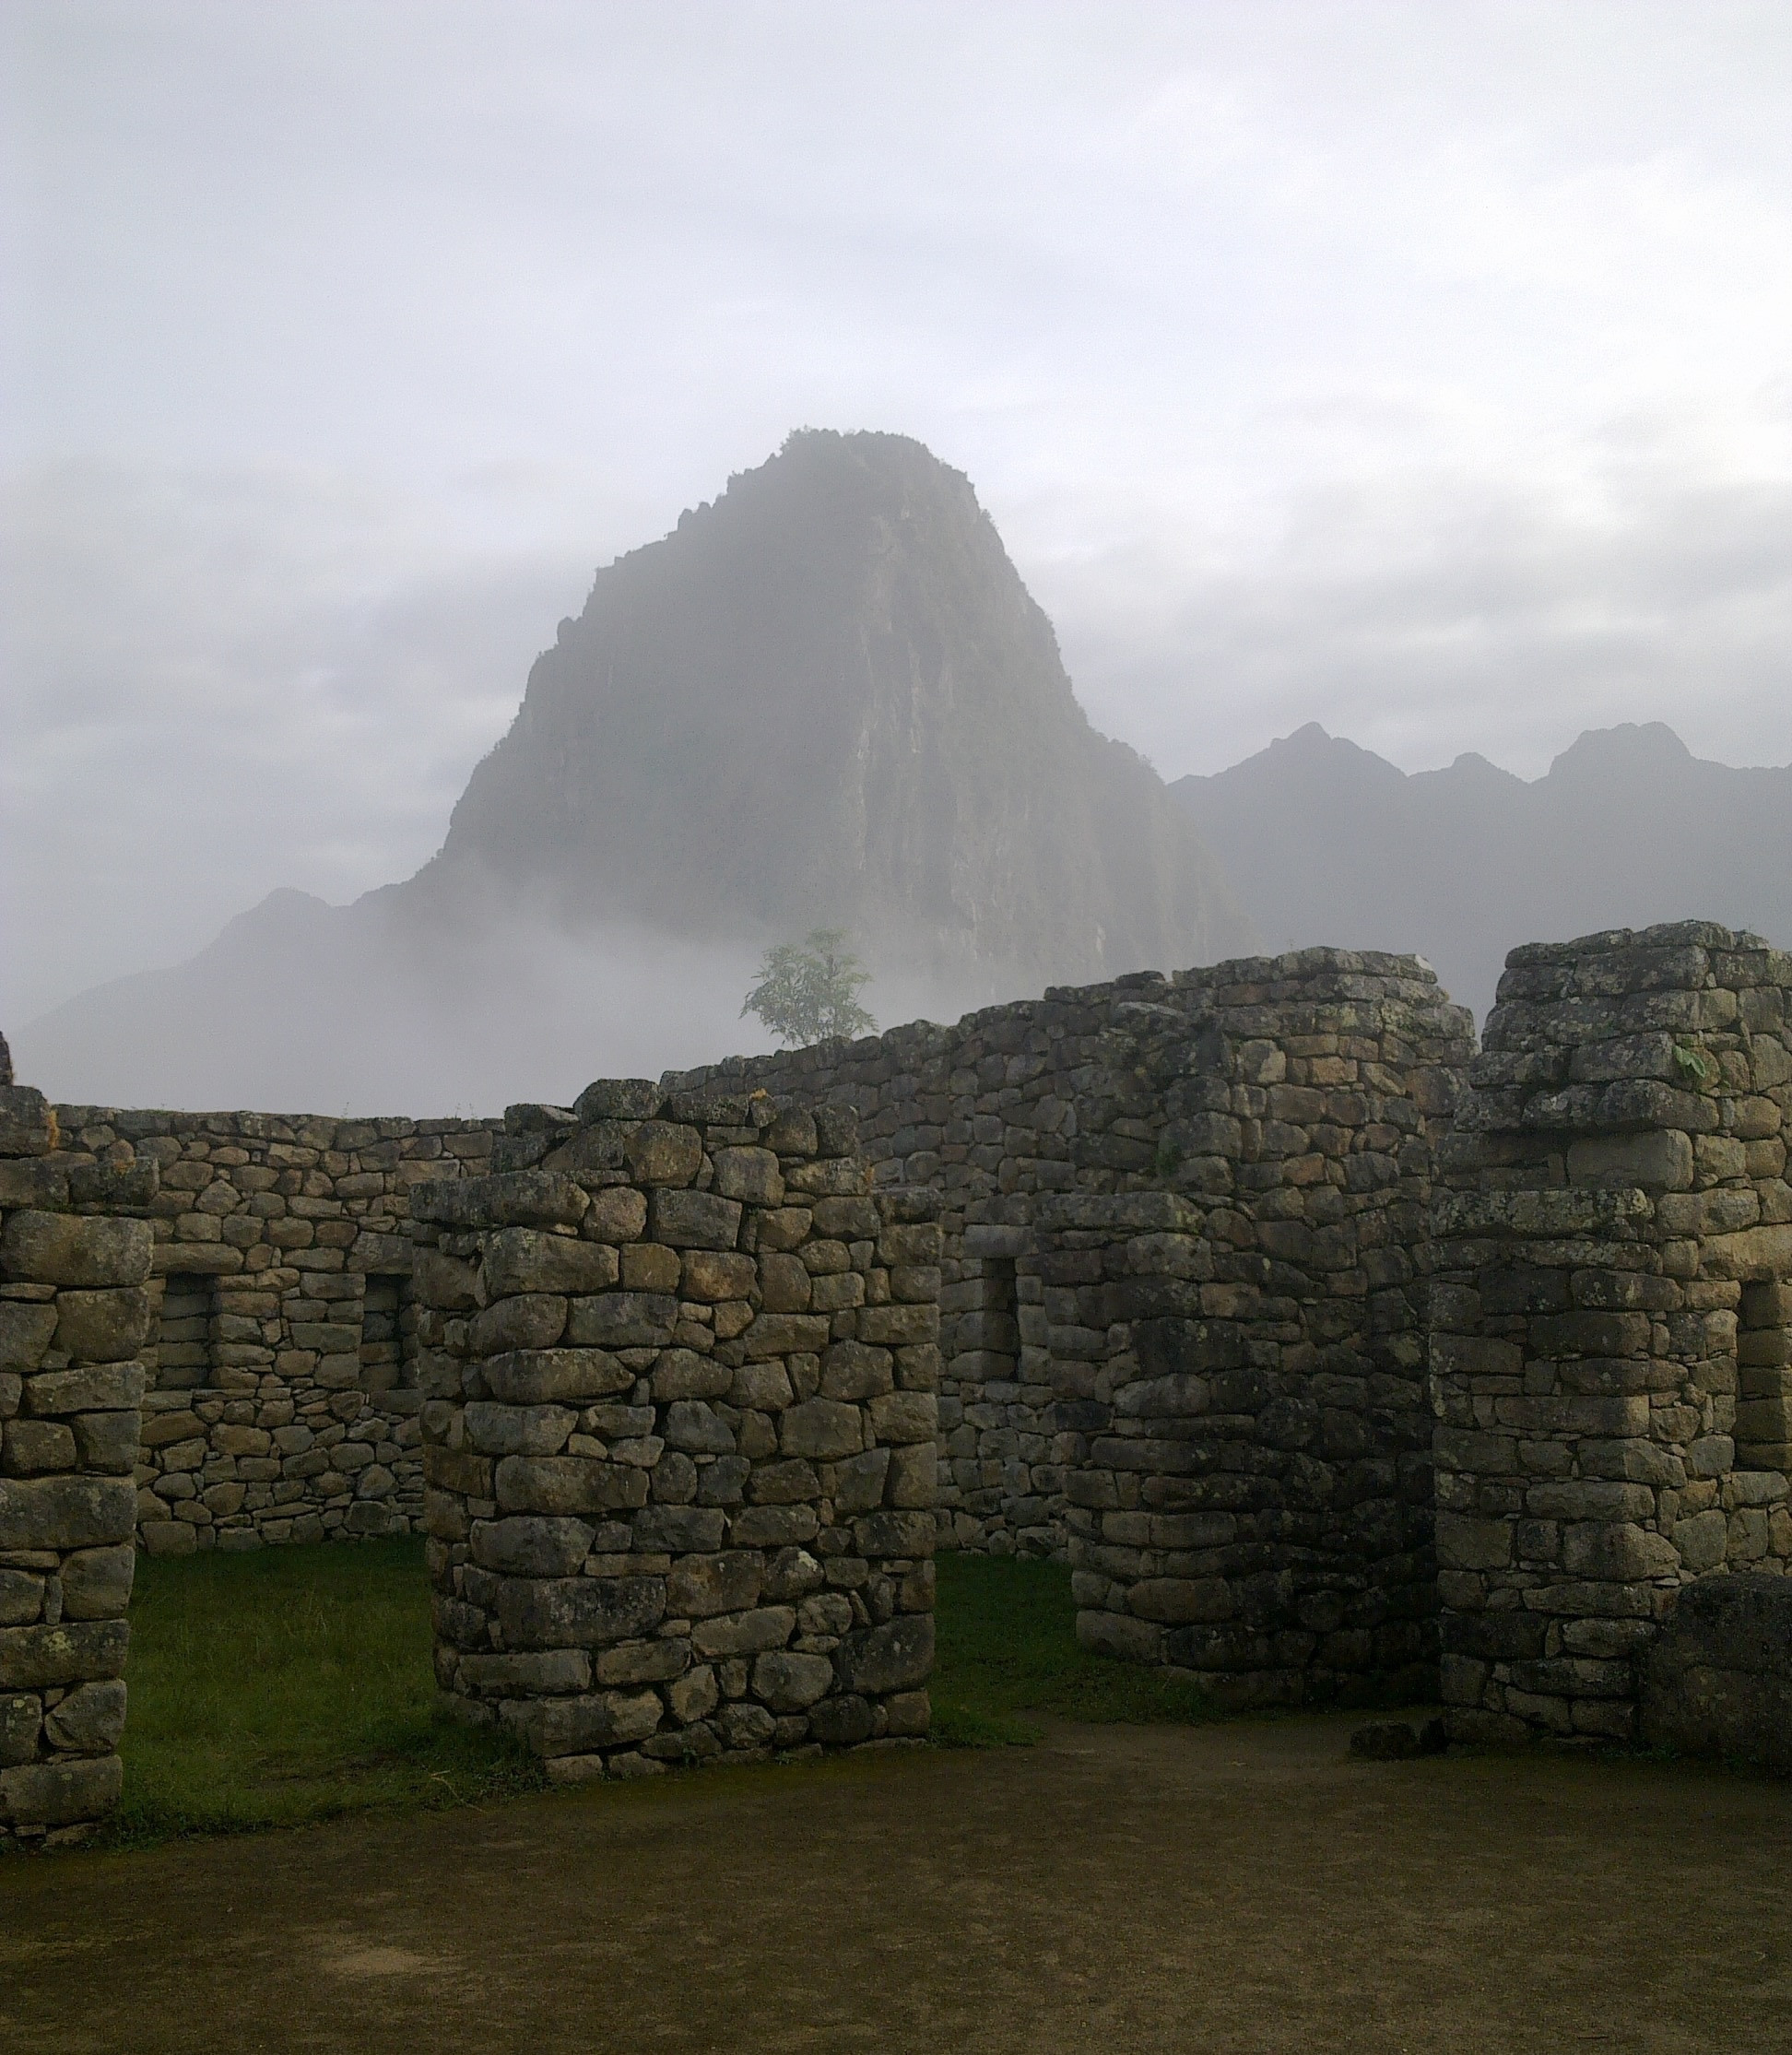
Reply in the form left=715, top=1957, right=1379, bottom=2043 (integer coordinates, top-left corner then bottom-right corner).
left=4, top=919, right=1789, bottom=1840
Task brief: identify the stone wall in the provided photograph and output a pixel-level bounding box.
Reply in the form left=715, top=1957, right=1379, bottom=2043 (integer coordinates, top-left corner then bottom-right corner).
left=1432, top=922, right=1792, bottom=1745
left=672, top=950, right=1474, bottom=1705
left=411, top=1084, right=939, bottom=1778
left=1041, top=963, right=1473, bottom=1707
left=1, top=1050, right=145, bottom=1844
left=47, top=1105, right=499, bottom=1553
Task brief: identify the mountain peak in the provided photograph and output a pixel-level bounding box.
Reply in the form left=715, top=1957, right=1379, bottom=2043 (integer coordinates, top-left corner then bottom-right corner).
left=1547, top=722, right=1694, bottom=779
left=427, top=431, right=1246, bottom=990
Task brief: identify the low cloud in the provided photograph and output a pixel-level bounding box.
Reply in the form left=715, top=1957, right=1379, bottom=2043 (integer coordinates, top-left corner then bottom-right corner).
left=1044, top=452, right=1792, bottom=781
left=0, top=461, right=589, bottom=1020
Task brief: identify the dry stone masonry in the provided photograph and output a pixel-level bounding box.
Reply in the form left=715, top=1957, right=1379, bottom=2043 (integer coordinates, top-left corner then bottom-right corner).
left=674, top=952, right=1474, bottom=1704
left=45, top=1107, right=499, bottom=1553
left=6, top=920, right=1792, bottom=1835
left=1, top=1039, right=144, bottom=1845
left=1432, top=922, right=1792, bottom=1748
left=411, top=1084, right=939, bottom=1777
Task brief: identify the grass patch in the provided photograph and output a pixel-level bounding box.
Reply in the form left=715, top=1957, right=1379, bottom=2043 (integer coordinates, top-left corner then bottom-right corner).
left=932, top=1552, right=1216, bottom=1744
left=110, top=1538, right=541, bottom=1846
left=105, top=1539, right=1206, bottom=1843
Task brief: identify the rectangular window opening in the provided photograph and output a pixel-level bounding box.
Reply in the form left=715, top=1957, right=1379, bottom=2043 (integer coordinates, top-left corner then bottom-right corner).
left=980, top=1257, right=1020, bottom=1387
left=1737, top=1278, right=1792, bottom=1481
left=360, top=1274, right=407, bottom=1393
left=151, top=1274, right=214, bottom=1391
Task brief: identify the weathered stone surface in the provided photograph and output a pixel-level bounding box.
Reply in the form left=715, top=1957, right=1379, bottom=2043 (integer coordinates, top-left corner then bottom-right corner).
left=781, top=1399, right=863, bottom=1461
left=0, top=1475, right=136, bottom=1552
left=44, top=1678, right=127, bottom=1752
left=464, top=1401, right=577, bottom=1458
left=649, top=1188, right=742, bottom=1251
left=412, top=1171, right=588, bottom=1230
left=468, top=1294, right=567, bottom=1354
left=496, top=1576, right=666, bottom=1649
left=712, top=1147, right=784, bottom=1206
left=565, top=1293, right=679, bottom=1349
left=835, top=1615, right=935, bottom=1694
left=634, top=1506, right=726, bottom=1553
left=0, top=1753, right=123, bottom=1827
left=623, top=1123, right=703, bottom=1188
left=690, top=1606, right=796, bottom=1657
left=482, top=1229, right=619, bottom=1299
left=483, top=1348, right=634, bottom=1404
left=679, top=1249, right=757, bottom=1302
left=0, top=1618, right=130, bottom=1688
left=667, top=1552, right=763, bottom=1618
left=751, top=1649, right=834, bottom=1712
left=0, top=1302, right=58, bottom=1374
left=494, top=1455, right=648, bottom=1517
left=59, top=1544, right=135, bottom=1620
left=0, top=1692, right=40, bottom=1765
left=572, top=1078, right=663, bottom=1123
left=469, top=1516, right=595, bottom=1576
left=456, top=1649, right=592, bottom=1695
left=0, top=1211, right=152, bottom=1289
left=52, top=1288, right=151, bottom=1364
left=1641, top=1574, right=1792, bottom=1773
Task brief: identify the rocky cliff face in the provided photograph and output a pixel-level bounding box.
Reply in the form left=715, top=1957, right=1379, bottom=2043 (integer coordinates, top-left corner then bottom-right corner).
left=421, top=430, right=1247, bottom=991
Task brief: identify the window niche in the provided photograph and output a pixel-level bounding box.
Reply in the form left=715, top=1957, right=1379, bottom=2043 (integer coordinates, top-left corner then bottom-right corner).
left=360, top=1275, right=407, bottom=1394
left=149, top=1273, right=214, bottom=1391
left=1736, top=1279, right=1792, bottom=1479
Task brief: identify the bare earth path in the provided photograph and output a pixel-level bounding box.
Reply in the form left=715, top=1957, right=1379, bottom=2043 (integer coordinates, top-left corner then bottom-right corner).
left=5, top=1714, right=1789, bottom=2054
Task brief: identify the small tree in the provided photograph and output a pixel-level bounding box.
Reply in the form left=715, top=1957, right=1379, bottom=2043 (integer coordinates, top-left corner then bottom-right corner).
left=741, top=928, right=876, bottom=1047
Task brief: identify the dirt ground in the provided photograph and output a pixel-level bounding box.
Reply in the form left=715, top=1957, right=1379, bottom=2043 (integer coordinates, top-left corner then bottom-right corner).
left=5, top=1713, right=1790, bottom=2055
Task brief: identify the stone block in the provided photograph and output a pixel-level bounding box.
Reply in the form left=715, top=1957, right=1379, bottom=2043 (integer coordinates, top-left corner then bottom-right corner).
left=752, top=1649, right=834, bottom=1711
left=1641, top=1572, right=1792, bottom=1772
left=780, top=1399, right=863, bottom=1460
left=482, top=1229, right=619, bottom=1298
left=690, top=1606, right=796, bottom=1657
left=468, top=1294, right=567, bottom=1354
left=0, top=1753, right=123, bottom=1828
left=667, top=1552, right=763, bottom=1617
left=0, top=1212, right=152, bottom=1290
left=482, top=1348, right=635, bottom=1404
left=469, top=1516, right=595, bottom=1577
left=0, top=1303, right=58, bottom=1373
left=712, top=1148, right=784, bottom=1206
left=496, top=1575, right=666, bottom=1650
left=0, top=1618, right=130, bottom=1688
left=565, top=1293, right=678, bottom=1349
left=494, top=1455, right=648, bottom=1517
left=0, top=1475, right=136, bottom=1552
left=623, top=1124, right=703, bottom=1188
left=44, top=1677, right=128, bottom=1752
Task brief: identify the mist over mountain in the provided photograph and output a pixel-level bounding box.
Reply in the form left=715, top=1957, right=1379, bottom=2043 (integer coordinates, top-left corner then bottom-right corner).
left=420, top=429, right=1244, bottom=988
left=1173, top=721, right=1792, bottom=1019
left=17, top=431, right=1248, bottom=1114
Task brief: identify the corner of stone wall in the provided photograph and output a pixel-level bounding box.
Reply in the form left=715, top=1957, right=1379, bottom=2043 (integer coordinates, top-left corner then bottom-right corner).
left=1432, top=921, right=1792, bottom=1748
left=1, top=1066, right=144, bottom=1845
left=1059, top=953, right=1476, bottom=1708
left=414, top=1081, right=939, bottom=1779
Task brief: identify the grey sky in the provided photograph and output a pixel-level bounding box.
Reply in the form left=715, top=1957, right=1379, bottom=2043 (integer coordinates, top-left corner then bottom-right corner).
left=4, top=1, right=1790, bottom=1022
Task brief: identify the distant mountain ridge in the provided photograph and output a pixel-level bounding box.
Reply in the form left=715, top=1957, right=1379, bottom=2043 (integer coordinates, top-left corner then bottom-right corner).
left=1172, top=720, right=1792, bottom=1018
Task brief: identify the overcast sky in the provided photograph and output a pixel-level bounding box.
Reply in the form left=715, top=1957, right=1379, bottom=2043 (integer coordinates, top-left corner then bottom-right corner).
left=4, top=0, right=1790, bottom=1022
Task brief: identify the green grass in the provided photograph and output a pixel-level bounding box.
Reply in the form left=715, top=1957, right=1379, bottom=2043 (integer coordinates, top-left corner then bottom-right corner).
left=111, top=1538, right=542, bottom=1846
left=103, top=1541, right=1209, bottom=1844
left=932, top=1552, right=1217, bottom=1744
